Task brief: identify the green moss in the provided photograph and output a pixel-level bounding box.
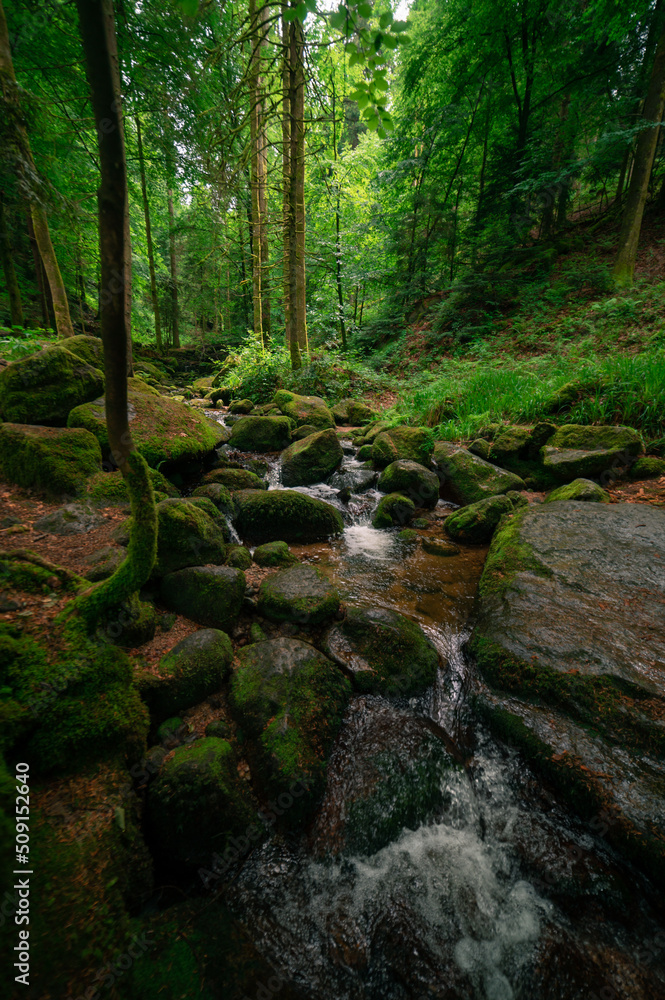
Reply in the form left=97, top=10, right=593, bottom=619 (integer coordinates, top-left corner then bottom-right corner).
left=160, top=566, right=245, bottom=631
left=191, top=482, right=235, bottom=516
left=491, top=425, right=532, bottom=460
left=0, top=553, right=82, bottom=594
left=371, top=431, right=399, bottom=467
left=257, top=564, right=339, bottom=625
left=154, top=498, right=227, bottom=576
left=468, top=438, right=491, bottom=460
left=226, top=545, right=252, bottom=569
left=628, top=456, right=665, bottom=480
left=544, top=478, right=610, bottom=502
left=357, top=443, right=373, bottom=461
left=444, top=494, right=513, bottom=542
left=477, top=505, right=552, bottom=601
left=0, top=422, right=102, bottom=496
left=228, top=398, right=255, bottom=413
left=204, top=466, right=266, bottom=491
left=273, top=389, right=334, bottom=428
left=87, top=467, right=180, bottom=504
left=377, top=459, right=439, bottom=507
left=228, top=414, right=292, bottom=452
left=281, top=427, right=343, bottom=486
left=548, top=423, right=643, bottom=454
left=433, top=441, right=527, bottom=502
left=141, top=629, right=233, bottom=721
left=61, top=333, right=104, bottom=368
left=397, top=528, right=419, bottom=543
left=0, top=344, right=104, bottom=425
left=252, top=540, right=297, bottom=566
left=372, top=492, right=415, bottom=528
left=234, top=488, right=344, bottom=542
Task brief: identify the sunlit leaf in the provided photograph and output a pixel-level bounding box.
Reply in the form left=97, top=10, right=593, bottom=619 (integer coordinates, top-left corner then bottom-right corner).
left=296, top=2, right=308, bottom=20
left=330, top=9, right=347, bottom=29
left=379, top=12, right=393, bottom=28
left=178, top=0, right=198, bottom=15
left=358, top=2, right=372, bottom=17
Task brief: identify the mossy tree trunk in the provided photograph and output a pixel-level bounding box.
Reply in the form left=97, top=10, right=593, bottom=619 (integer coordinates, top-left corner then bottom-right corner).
left=0, top=191, right=23, bottom=327
left=284, top=8, right=306, bottom=369
left=135, top=112, right=163, bottom=352
left=612, top=26, right=665, bottom=287
left=0, top=0, right=75, bottom=339
left=281, top=10, right=294, bottom=359
left=73, top=0, right=156, bottom=628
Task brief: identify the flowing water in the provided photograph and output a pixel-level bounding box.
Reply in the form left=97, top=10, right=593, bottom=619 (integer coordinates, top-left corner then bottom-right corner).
left=207, top=421, right=665, bottom=999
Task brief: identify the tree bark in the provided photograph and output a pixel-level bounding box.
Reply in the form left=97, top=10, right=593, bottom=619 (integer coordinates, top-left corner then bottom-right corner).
left=282, top=10, right=293, bottom=355
left=331, top=72, right=346, bottom=350
left=289, top=13, right=307, bottom=361
left=613, top=26, right=665, bottom=286
left=0, top=192, right=24, bottom=327
left=167, top=185, right=180, bottom=347
left=73, top=0, right=156, bottom=627
left=27, top=212, right=50, bottom=328
left=248, top=0, right=264, bottom=346
left=135, top=112, right=163, bottom=351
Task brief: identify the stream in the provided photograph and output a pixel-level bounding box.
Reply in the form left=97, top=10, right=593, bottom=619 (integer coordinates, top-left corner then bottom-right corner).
left=194, top=423, right=665, bottom=999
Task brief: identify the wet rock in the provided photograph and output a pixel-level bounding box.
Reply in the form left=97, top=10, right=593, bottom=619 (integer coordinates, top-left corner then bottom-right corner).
left=397, top=528, right=419, bottom=543
left=372, top=425, right=434, bottom=468
left=34, top=503, right=104, bottom=535
left=154, top=498, right=227, bottom=576
left=203, top=466, right=266, bottom=491
left=140, top=628, right=233, bottom=720
left=228, top=398, right=255, bottom=414
left=160, top=565, right=245, bottom=631
left=332, top=398, right=376, bottom=426
left=0, top=344, right=104, bottom=425
left=0, top=423, right=102, bottom=497
left=356, top=443, right=373, bottom=461
left=229, top=638, right=350, bottom=818
left=281, top=428, right=343, bottom=487
left=252, top=540, right=297, bottom=567
left=234, top=488, right=344, bottom=543
left=322, top=606, right=439, bottom=695
left=328, top=466, right=377, bottom=493
left=377, top=459, right=440, bottom=508
left=190, top=482, right=235, bottom=517
left=228, top=415, right=292, bottom=452
left=225, top=545, right=252, bottom=569
left=147, top=737, right=257, bottom=868
left=543, top=478, right=610, bottom=503
left=422, top=537, right=460, bottom=556
left=433, top=441, right=526, bottom=504
left=292, top=423, right=319, bottom=440
left=444, top=494, right=514, bottom=543
left=257, top=564, right=340, bottom=625
left=541, top=424, right=643, bottom=482
left=372, top=491, right=415, bottom=528
left=273, top=389, right=334, bottom=429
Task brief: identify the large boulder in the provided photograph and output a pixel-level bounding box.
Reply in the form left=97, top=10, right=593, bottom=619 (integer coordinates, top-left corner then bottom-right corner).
left=229, top=638, right=350, bottom=818
left=68, top=390, right=221, bottom=472
left=541, top=424, right=643, bottom=482
left=332, top=398, right=376, bottom=426
left=233, top=489, right=344, bottom=542
left=322, top=606, right=439, bottom=696
left=160, top=565, right=245, bottom=631
left=0, top=423, right=101, bottom=496
left=372, top=492, right=415, bottom=528
left=203, top=466, right=266, bottom=491
left=86, top=468, right=179, bottom=505
left=147, top=737, right=256, bottom=868
left=280, top=428, right=343, bottom=486
left=328, top=466, right=377, bottom=494
left=471, top=502, right=665, bottom=886
left=377, top=459, right=439, bottom=508
left=372, top=426, right=433, bottom=468
left=228, top=415, right=292, bottom=452
left=62, top=334, right=104, bottom=369
left=444, top=494, right=514, bottom=543
left=252, top=540, right=297, bottom=567
left=433, top=441, right=526, bottom=504
left=273, top=389, right=334, bottom=429
left=140, top=629, right=233, bottom=721
left=190, top=482, right=235, bottom=517
left=0, top=344, right=104, bottom=426
left=543, top=479, right=610, bottom=503
left=154, top=499, right=227, bottom=576
left=33, top=503, right=104, bottom=535
left=257, top=564, right=339, bottom=625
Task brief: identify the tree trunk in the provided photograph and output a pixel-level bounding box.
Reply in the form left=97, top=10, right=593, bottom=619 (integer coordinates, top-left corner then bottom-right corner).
left=290, top=15, right=307, bottom=359
left=73, top=0, right=156, bottom=627
left=167, top=185, right=180, bottom=347
left=282, top=10, right=293, bottom=355
left=26, top=213, right=50, bottom=328
left=248, top=0, right=264, bottom=346
left=331, top=71, right=346, bottom=351
left=135, top=112, right=163, bottom=351
left=0, top=192, right=24, bottom=327
left=613, top=26, right=665, bottom=286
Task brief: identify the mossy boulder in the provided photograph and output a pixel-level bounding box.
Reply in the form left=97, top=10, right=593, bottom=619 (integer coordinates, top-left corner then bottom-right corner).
left=203, top=467, right=266, bottom=491
left=357, top=443, right=373, bottom=461
left=490, top=425, right=532, bottom=462
left=186, top=496, right=229, bottom=534
left=541, top=424, right=643, bottom=483
left=228, top=415, right=292, bottom=452
left=372, top=492, right=415, bottom=528
left=543, top=377, right=611, bottom=414
left=225, top=545, right=252, bottom=569
left=397, top=528, right=419, bottom=543
left=229, top=638, right=350, bottom=819
left=63, top=334, right=104, bottom=369
left=273, top=389, right=334, bottom=429
left=257, top=564, right=339, bottom=625
left=190, top=482, right=235, bottom=517
left=432, top=441, right=526, bottom=504
left=468, top=438, right=492, bottom=460
left=86, top=468, right=179, bottom=505
left=322, top=606, right=439, bottom=696
left=372, top=426, right=434, bottom=468
left=332, top=398, right=376, bottom=426
left=233, top=489, right=344, bottom=543
left=292, top=423, right=318, bottom=440
left=0, top=423, right=101, bottom=496
left=371, top=431, right=398, bottom=467
left=444, top=494, right=514, bottom=543
left=252, top=540, right=297, bottom=567
left=160, top=566, right=245, bottom=631
left=154, top=499, right=227, bottom=576
left=377, top=459, right=440, bottom=508
left=142, top=629, right=233, bottom=721
left=628, top=456, right=665, bottom=480
left=0, top=344, right=104, bottom=425
left=280, top=428, right=343, bottom=486
left=34, top=502, right=103, bottom=535
left=147, top=738, right=256, bottom=868
left=68, top=390, right=220, bottom=472
left=228, top=398, right=255, bottom=414
left=544, top=479, right=611, bottom=503
left=84, top=545, right=124, bottom=582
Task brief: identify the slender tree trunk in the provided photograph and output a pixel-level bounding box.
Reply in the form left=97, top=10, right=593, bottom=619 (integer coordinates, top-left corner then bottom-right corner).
left=0, top=192, right=24, bottom=327
left=282, top=10, right=293, bottom=354
left=73, top=0, right=156, bottom=626
left=292, top=16, right=307, bottom=357
left=613, top=27, right=665, bottom=286
left=135, top=112, right=163, bottom=351
left=237, top=210, right=251, bottom=331
left=167, top=186, right=179, bottom=347
left=358, top=281, right=365, bottom=328
left=248, top=0, right=264, bottom=345
left=26, top=213, right=50, bottom=328
left=331, top=71, right=346, bottom=351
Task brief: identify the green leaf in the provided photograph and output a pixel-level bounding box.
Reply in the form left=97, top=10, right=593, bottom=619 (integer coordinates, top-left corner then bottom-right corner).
left=373, top=31, right=383, bottom=50
left=178, top=0, right=198, bottom=14
left=348, top=52, right=360, bottom=67
left=358, top=2, right=372, bottom=16
left=304, top=0, right=317, bottom=10
left=374, top=76, right=388, bottom=91
left=381, top=111, right=394, bottom=127
left=330, top=7, right=346, bottom=28
left=296, top=1, right=308, bottom=20
left=392, top=19, right=408, bottom=31
left=397, top=33, right=411, bottom=44
left=362, top=106, right=375, bottom=119
left=366, top=116, right=381, bottom=131
left=344, top=41, right=357, bottom=53
left=284, top=6, right=299, bottom=22
left=377, top=127, right=387, bottom=139
left=356, top=94, right=370, bottom=109
left=379, top=11, right=393, bottom=28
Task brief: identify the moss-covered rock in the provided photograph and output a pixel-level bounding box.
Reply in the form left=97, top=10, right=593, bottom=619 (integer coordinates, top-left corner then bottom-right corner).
left=62, top=334, right=104, bottom=369
left=257, top=564, right=339, bottom=625
left=84, top=545, right=124, bottom=582
left=273, top=389, right=334, bottom=429
left=227, top=414, right=292, bottom=452
left=490, top=425, right=532, bottom=462
left=228, top=398, right=255, bottom=414
left=203, top=466, right=266, bottom=491
left=292, top=423, right=318, bottom=440
left=322, top=606, right=439, bottom=696
left=147, top=737, right=256, bottom=868
left=225, top=544, right=252, bottom=569
left=422, top=537, right=460, bottom=556
left=468, top=438, right=491, bottom=460
left=544, top=479, right=611, bottom=503
left=432, top=440, right=526, bottom=504
left=252, top=540, right=297, bottom=567
left=444, top=494, right=514, bottom=543
left=141, top=629, right=233, bottom=721
left=68, top=390, right=221, bottom=473
left=541, top=423, right=643, bottom=483
left=190, top=482, right=235, bottom=517
left=186, top=496, right=229, bottom=535
left=234, top=488, right=344, bottom=542
left=357, top=443, right=373, bottom=461
left=0, top=422, right=101, bottom=496
left=101, top=595, right=159, bottom=649
left=378, top=426, right=434, bottom=466
left=372, top=492, right=415, bottom=528
left=377, top=459, right=440, bottom=508
left=332, top=398, right=376, bottom=426
left=160, top=565, right=245, bottom=631
left=229, top=638, right=350, bottom=819
left=543, top=377, right=611, bottom=414
left=397, top=528, right=419, bottom=543
left=86, top=467, right=179, bottom=505
left=628, top=456, right=665, bottom=480
left=154, top=499, right=227, bottom=576
left=280, top=427, right=343, bottom=486
left=371, top=431, right=398, bottom=467
left=0, top=344, right=104, bottom=425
